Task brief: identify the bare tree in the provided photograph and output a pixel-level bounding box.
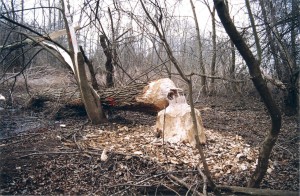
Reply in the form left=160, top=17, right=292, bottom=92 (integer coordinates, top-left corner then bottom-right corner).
left=213, top=0, right=282, bottom=188
left=190, top=0, right=207, bottom=95
left=100, top=34, right=114, bottom=87
left=139, top=0, right=220, bottom=194
left=203, top=0, right=217, bottom=94
left=259, top=0, right=299, bottom=116
left=245, top=0, right=262, bottom=63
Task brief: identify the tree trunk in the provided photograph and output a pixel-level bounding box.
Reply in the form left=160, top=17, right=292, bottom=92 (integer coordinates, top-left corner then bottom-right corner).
left=28, top=79, right=178, bottom=116
left=190, top=0, right=207, bottom=95
left=100, top=35, right=114, bottom=88
left=76, top=52, right=107, bottom=123
left=79, top=46, right=99, bottom=90
left=61, top=0, right=106, bottom=124
left=213, top=0, right=282, bottom=188
left=245, top=0, right=262, bottom=63
left=210, top=7, right=217, bottom=95
left=260, top=0, right=299, bottom=116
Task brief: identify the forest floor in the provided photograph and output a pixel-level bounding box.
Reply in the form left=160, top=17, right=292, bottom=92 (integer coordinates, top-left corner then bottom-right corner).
left=0, top=72, right=299, bottom=195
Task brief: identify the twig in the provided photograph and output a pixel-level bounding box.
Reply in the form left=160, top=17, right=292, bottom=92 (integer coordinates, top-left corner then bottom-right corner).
left=162, top=106, right=168, bottom=163
left=160, top=70, right=245, bottom=83
left=168, top=174, right=204, bottom=196
left=18, top=150, right=104, bottom=159
left=0, top=134, right=41, bottom=147
left=71, top=120, right=88, bottom=150
left=107, top=183, right=154, bottom=188
left=0, top=132, right=43, bottom=141
left=198, top=165, right=208, bottom=196
left=127, top=60, right=170, bottom=84
left=111, top=170, right=199, bottom=196
left=162, top=183, right=181, bottom=196
left=73, top=132, right=81, bottom=150
left=274, top=143, right=294, bottom=157
left=63, top=119, right=89, bottom=139
left=19, top=151, right=79, bottom=158
left=111, top=172, right=167, bottom=196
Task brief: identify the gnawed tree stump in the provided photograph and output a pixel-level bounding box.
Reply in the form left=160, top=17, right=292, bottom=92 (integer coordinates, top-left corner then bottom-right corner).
left=154, top=91, right=206, bottom=146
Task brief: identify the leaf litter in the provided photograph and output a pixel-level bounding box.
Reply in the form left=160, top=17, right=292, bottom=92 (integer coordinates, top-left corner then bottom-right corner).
left=0, top=98, right=298, bottom=194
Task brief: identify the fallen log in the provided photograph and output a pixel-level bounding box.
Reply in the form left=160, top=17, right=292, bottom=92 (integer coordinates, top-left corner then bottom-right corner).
left=26, top=78, right=177, bottom=115
left=217, top=185, right=298, bottom=196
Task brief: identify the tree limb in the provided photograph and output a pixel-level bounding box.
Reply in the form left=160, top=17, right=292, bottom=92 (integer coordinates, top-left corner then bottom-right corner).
left=0, top=14, right=72, bottom=52
left=217, top=185, right=298, bottom=196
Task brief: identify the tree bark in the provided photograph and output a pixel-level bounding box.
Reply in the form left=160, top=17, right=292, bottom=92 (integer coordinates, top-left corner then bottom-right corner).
left=28, top=82, right=168, bottom=115
left=210, top=7, right=217, bottom=94
left=245, top=0, right=262, bottom=63
left=100, top=35, right=114, bottom=88
left=217, top=185, right=298, bottom=196
left=213, top=0, right=282, bottom=188
left=76, top=52, right=107, bottom=123
left=79, top=46, right=99, bottom=90
left=259, top=0, right=299, bottom=116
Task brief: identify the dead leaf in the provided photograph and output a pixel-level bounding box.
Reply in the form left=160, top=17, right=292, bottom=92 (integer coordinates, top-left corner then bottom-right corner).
left=133, top=151, right=143, bottom=155
left=101, top=148, right=108, bottom=161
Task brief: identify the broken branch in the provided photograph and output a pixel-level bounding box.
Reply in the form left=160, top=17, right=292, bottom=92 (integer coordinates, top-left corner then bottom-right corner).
left=168, top=174, right=204, bottom=196
left=217, top=185, right=298, bottom=196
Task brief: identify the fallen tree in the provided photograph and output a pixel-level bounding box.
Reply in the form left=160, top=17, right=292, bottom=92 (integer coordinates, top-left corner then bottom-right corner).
left=26, top=77, right=208, bottom=146
left=26, top=78, right=178, bottom=115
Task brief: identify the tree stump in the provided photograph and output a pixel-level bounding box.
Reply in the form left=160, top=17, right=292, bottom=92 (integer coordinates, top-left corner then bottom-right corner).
left=154, top=91, right=206, bottom=146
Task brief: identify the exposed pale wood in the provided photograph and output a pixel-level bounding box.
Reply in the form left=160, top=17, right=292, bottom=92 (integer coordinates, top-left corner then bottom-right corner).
left=262, top=72, right=286, bottom=89
left=43, top=26, right=80, bottom=41
left=155, top=94, right=206, bottom=146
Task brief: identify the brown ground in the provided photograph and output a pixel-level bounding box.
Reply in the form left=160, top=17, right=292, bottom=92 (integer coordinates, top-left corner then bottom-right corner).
left=0, top=73, right=299, bottom=195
